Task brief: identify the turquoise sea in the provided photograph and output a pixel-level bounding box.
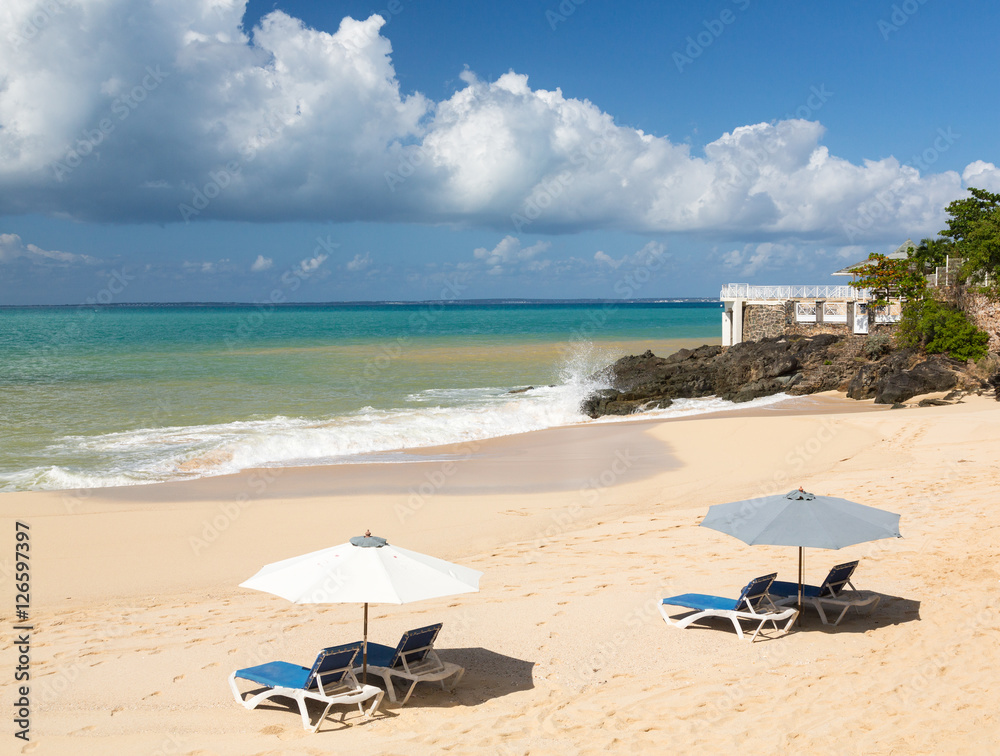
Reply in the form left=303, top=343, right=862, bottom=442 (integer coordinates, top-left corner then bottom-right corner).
left=0, top=301, right=767, bottom=492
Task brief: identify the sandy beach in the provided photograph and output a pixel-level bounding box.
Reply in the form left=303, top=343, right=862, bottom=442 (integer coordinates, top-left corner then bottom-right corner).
left=2, top=391, right=1000, bottom=755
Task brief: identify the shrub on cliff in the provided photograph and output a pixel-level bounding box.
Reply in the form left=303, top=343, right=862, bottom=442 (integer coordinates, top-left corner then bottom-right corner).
left=898, top=299, right=989, bottom=361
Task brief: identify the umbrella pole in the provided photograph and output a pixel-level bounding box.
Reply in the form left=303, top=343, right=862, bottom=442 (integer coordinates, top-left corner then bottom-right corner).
left=797, top=546, right=804, bottom=626
left=363, top=602, right=368, bottom=685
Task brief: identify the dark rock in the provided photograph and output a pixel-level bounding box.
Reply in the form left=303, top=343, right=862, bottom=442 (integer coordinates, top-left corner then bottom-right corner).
left=508, top=386, right=533, bottom=394
left=874, top=358, right=959, bottom=404
left=846, top=349, right=918, bottom=400
left=989, top=371, right=1000, bottom=400
left=891, top=403, right=907, bottom=409
left=581, top=335, right=987, bottom=418
left=583, top=335, right=856, bottom=416
left=918, top=398, right=952, bottom=407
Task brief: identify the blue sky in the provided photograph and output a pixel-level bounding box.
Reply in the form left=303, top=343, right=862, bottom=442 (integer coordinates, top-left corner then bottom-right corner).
left=2, top=0, right=998, bottom=304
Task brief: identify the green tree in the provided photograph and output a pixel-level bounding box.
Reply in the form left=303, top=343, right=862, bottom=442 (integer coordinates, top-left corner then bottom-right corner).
left=898, top=299, right=989, bottom=361
left=849, top=252, right=926, bottom=305
left=941, top=187, right=1000, bottom=295
left=909, top=237, right=954, bottom=275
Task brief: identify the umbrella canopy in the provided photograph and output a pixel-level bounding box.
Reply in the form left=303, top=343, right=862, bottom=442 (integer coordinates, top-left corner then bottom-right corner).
left=240, top=534, right=483, bottom=605
left=240, top=532, right=482, bottom=680
left=700, top=488, right=901, bottom=549
left=700, top=488, right=901, bottom=620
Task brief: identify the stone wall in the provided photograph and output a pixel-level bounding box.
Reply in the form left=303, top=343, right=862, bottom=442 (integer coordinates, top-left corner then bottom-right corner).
left=959, top=289, right=1000, bottom=352
left=743, top=304, right=785, bottom=340
left=743, top=301, right=854, bottom=341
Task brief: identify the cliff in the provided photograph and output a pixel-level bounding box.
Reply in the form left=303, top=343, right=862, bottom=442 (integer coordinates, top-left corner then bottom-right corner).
left=582, top=334, right=998, bottom=418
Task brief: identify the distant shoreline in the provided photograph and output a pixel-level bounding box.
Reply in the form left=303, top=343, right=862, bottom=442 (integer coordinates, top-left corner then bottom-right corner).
left=0, top=298, right=722, bottom=309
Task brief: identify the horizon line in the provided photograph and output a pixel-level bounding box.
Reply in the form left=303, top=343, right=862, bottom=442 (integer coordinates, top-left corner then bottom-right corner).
left=0, top=297, right=722, bottom=309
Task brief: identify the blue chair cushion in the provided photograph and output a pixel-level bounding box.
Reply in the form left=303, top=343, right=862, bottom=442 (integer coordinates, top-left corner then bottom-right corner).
left=662, top=593, right=738, bottom=612
left=362, top=642, right=399, bottom=668
left=235, top=661, right=311, bottom=690
left=769, top=581, right=823, bottom=598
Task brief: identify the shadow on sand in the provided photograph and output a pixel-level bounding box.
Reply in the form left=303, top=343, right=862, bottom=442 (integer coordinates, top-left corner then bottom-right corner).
left=793, top=592, right=921, bottom=634
left=663, top=592, right=921, bottom=640
left=366, top=647, right=536, bottom=709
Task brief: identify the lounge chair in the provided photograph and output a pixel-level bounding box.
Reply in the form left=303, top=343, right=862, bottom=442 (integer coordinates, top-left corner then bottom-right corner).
left=659, top=573, right=798, bottom=641
left=229, top=642, right=383, bottom=732
left=768, top=560, right=880, bottom=626
left=357, top=622, right=465, bottom=705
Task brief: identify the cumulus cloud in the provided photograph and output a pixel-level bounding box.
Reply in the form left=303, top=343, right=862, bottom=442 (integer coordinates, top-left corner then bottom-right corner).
left=0, top=0, right=983, bottom=242
left=297, top=253, right=327, bottom=275
left=250, top=254, right=273, bottom=271
left=0, top=233, right=98, bottom=266
left=594, top=242, right=667, bottom=272
left=962, top=161, right=1000, bottom=193
left=473, top=236, right=550, bottom=275
left=346, top=252, right=371, bottom=271
left=594, top=250, right=623, bottom=269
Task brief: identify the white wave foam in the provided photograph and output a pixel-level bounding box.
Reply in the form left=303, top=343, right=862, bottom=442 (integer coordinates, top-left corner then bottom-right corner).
left=1, top=353, right=610, bottom=491
left=593, top=392, right=794, bottom=424
left=0, top=343, right=795, bottom=492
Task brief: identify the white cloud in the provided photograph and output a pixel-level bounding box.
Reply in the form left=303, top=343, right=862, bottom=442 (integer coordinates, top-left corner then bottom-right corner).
left=0, top=233, right=98, bottom=265
left=962, top=161, right=1000, bottom=193
left=472, top=236, right=550, bottom=274
left=346, top=252, right=371, bottom=271
left=298, top=253, right=327, bottom=274
left=594, top=250, right=623, bottom=269
left=250, top=254, right=273, bottom=271
left=0, top=1, right=983, bottom=242
left=595, top=242, right=666, bottom=272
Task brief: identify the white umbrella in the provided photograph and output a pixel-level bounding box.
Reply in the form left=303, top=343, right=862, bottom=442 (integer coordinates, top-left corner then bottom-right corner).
left=700, top=488, right=901, bottom=618
left=240, top=532, right=482, bottom=680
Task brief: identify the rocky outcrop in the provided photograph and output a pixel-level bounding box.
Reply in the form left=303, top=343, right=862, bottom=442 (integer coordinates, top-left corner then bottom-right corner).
left=582, top=334, right=994, bottom=418
left=873, top=358, right=961, bottom=404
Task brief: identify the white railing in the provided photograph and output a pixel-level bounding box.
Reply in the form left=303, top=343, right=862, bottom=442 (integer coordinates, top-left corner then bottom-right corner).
left=720, top=283, right=871, bottom=301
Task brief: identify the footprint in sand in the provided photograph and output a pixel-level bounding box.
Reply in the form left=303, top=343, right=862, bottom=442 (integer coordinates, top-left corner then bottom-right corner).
left=172, top=675, right=184, bottom=683
left=202, top=662, right=219, bottom=669
left=69, top=726, right=96, bottom=735
left=260, top=725, right=283, bottom=735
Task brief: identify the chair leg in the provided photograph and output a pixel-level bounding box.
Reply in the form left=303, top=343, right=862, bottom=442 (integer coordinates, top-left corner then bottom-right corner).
left=360, top=689, right=384, bottom=718
left=239, top=687, right=282, bottom=712
left=379, top=671, right=399, bottom=703
left=292, top=691, right=315, bottom=731
left=443, top=667, right=464, bottom=692
left=310, top=700, right=338, bottom=733
left=228, top=673, right=245, bottom=705
left=780, top=609, right=799, bottom=634
left=398, top=679, right=420, bottom=706
left=812, top=598, right=831, bottom=625
left=728, top=616, right=746, bottom=640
